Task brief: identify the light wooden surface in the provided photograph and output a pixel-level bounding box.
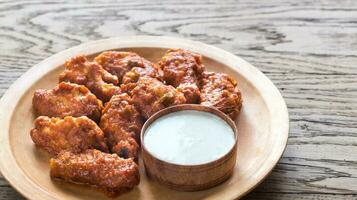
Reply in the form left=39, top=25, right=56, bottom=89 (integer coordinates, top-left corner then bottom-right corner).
left=0, top=0, right=356, bottom=199
left=0, top=37, right=289, bottom=200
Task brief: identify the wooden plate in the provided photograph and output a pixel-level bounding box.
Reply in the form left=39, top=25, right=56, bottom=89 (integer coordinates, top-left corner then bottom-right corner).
left=0, top=36, right=289, bottom=200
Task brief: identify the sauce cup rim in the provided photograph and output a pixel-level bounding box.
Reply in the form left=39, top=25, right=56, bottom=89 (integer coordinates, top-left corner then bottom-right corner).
left=140, top=104, right=238, bottom=168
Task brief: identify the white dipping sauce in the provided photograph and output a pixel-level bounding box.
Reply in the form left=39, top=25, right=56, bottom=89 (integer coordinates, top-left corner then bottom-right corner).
left=144, top=110, right=235, bottom=165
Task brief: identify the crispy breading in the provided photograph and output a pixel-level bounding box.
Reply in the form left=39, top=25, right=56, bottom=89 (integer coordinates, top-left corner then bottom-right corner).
left=59, top=55, right=121, bottom=102
left=159, top=49, right=204, bottom=103
left=199, top=71, right=243, bottom=119
left=122, top=65, right=161, bottom=84
left=30, top=116, right=108, bottom=155
left=111, top=138, right=139, bottom=160
left=32, top=82, right=103, bottom=122
left=131, top=77, right=186, bottom=119
left=100, top=93, right=142, bottom=159
left=95, top=51, right=161, bottom=84
left=50, top=150, right=140, bottom=198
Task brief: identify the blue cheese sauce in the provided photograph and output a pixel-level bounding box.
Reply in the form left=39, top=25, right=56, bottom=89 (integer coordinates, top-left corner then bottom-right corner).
left=144, top=110, right=235, bottom=165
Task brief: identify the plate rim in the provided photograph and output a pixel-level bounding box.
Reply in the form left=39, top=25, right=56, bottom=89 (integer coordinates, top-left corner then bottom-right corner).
left=0, top=36, right=289, bottom=200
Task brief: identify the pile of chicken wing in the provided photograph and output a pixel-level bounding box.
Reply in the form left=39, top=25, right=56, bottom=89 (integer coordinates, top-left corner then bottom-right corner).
left=30, top=49, right=242, bottom=197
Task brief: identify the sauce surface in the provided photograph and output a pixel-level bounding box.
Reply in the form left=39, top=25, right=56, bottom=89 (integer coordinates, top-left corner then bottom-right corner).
left=144, top=110, right=235, bottom=165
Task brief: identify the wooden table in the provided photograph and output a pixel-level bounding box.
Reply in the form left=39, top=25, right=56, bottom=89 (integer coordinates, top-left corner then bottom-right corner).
left=0, top=0, right=356, bottom=199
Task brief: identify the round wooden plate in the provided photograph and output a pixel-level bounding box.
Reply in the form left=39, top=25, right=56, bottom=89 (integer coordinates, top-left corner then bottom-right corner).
left=0, top=36, right=289, bottom=200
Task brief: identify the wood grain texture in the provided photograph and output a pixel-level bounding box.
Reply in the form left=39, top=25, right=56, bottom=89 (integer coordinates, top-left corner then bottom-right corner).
left=0, top=0, right=356, bottom=199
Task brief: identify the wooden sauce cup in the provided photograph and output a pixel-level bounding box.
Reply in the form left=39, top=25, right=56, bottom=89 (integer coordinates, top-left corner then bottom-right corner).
left=140, top=104, right=238, bottom=191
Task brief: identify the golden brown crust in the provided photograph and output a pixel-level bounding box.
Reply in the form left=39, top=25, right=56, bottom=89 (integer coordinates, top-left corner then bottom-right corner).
left=199, top=71, right=243, bottom=119
left=131, top=77, right=186, bottom=119
left=100, top=93, right=142, bottom=159
left=95, top=51, right=162, bottom=84
left=159, top=49, right=204, bottom=103
left=122, top=65, right=161, bottom=84
left=50, top=149, right=140, bottom=198
left=32, top=82, right=103, bottom=122
left=59, top=55, right=121, bottom=102
left=29, top=48, right=245, bottom=198
left=111, top=138, right=139, bottom=160
left=30, top=116, right=108, bottom=156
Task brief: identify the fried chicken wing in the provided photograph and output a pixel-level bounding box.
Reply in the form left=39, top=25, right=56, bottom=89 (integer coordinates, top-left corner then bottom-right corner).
left=32, top=82, right=103, bottom=122
left=95, top=51, right=162, bottom=84
left=50, top=149, right=140, bottom=197
left=131, top=77, right=186, bottom=119
left=159, top=49, right=205, bottom=103
left=200, top=72, right=243, bottom=119
left=30, top=116, right=108, bottom=156
left=122, top=65, right=161, bottom=84
left=111, top=138, right=139, bottom=160
left=59, top=55, right=121, bottom=102
left=100, top=93, right=142, bottom=159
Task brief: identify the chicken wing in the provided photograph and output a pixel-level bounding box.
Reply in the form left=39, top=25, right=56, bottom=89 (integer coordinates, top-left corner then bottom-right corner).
left=50, top=149, right=140, bottom=197
left=59, top=55, right=121, bottom=102
left=100, top=93, right=142, bottom=159
left=30, top=116, right=108, bottom=156
left=32, top=82, right=103, bottom=122
left=95, top=51, right=161, bottom=84
left=199, top=72, right=243, bottom=119
left=131, top=77, right=186, bottom=119
left=159, top=49, right=204, bottom=103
